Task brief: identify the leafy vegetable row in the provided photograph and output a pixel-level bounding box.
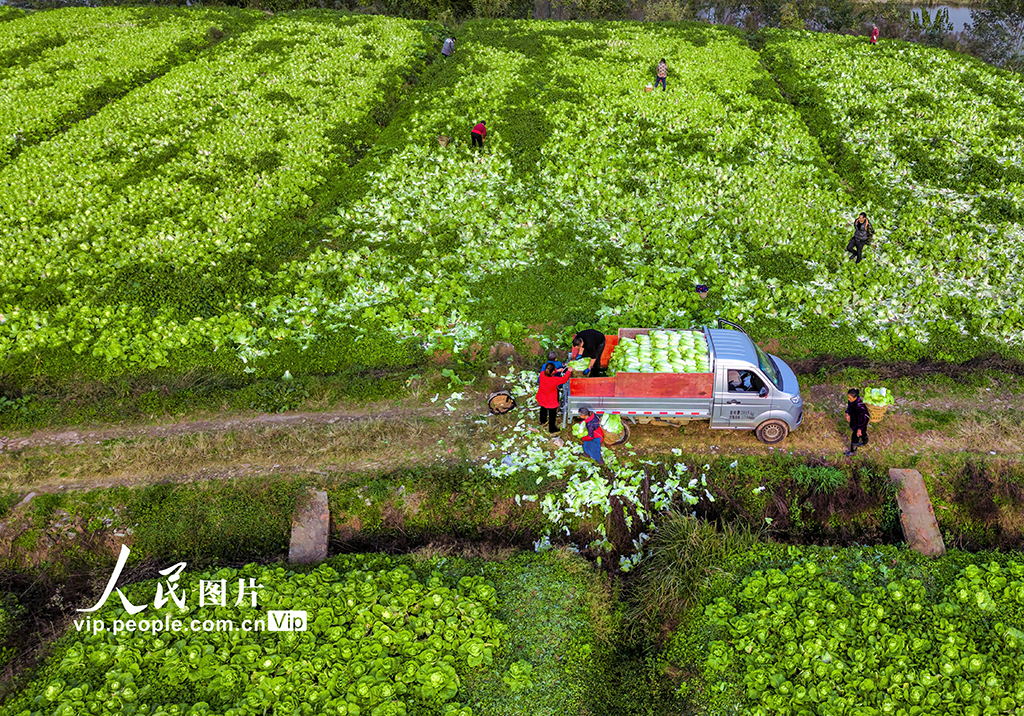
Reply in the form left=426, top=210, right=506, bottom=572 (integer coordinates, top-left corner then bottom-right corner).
left=0, top=11, right=429, bottom=376
left=696, top=558, right=1024, bottom=714
left=7, top=560, right=507, bottom=716
left=3, top=18, right=1024, bottom=382
left=0, top=7, right=259, bottom=164
left=0, top=7, right=25, bottom=23
left=263, top=20, right=855, bottom=367
left=762, top=31, right=1024, bottom=357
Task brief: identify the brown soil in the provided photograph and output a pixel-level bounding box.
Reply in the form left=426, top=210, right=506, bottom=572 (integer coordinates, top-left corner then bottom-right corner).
left=0, top=405, right=445, bottom=453
left=3, top=374, right=1024, bottom=500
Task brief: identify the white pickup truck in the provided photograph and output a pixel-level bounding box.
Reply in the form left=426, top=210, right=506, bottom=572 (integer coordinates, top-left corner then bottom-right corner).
left=562, top=321, right=803, bottom=444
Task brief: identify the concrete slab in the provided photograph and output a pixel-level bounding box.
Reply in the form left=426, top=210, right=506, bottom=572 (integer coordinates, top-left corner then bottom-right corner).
left=288, top=489, right=329, bottom=565
left=889, top=468, right=945, bottom=556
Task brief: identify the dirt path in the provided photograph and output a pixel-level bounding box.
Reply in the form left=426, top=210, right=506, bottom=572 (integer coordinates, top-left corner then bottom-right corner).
left=0, top=404, right=448, bottom=453
left=3, top=378, right=1024, bottom=495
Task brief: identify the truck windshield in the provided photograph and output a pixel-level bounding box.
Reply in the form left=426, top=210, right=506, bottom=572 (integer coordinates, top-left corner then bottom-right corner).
left=754, top=344, right=781, bottom=389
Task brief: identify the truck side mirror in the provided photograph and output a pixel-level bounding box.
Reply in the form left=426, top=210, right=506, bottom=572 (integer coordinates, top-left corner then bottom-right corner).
left=759, top=387, right=768, bottom=398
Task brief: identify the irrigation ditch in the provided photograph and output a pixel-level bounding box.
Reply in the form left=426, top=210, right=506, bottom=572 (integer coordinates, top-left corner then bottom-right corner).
left=2, top=450, right=1023, bottom=693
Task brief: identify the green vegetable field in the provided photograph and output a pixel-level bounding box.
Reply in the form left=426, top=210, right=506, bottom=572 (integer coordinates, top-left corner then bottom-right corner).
left=1, top=552, right=611, bottom=716
left=1, top=10, right=1022, bottom=383
left=666, top=544, right=1024, bottom=716
left=0, top=6, right=259, bottom=164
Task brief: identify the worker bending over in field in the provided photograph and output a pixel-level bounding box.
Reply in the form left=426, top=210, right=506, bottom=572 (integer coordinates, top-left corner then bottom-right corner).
left=442, top=36, right=455, bottom=58
left=845, top=212, right=874, bottom=264
left=655, top=58, right=668, bottom=91
left=536, top=363, right=570, bottom=434
left=571, top=329, right=606, bottom=378
left=577, top=406, right=605, bottom=464
left=471, top=121, right=486, bottom=148
left=845, top=388, right=870, bottom=455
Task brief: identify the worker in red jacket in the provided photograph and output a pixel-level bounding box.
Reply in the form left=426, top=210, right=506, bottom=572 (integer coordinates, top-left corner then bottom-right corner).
left=870, top=25, right=879, bottom=44
left=536, top=362, right=570, bottom=433
left=471, top=121, right=486, bottom=148
left=578, top=406, right=605, bottom=464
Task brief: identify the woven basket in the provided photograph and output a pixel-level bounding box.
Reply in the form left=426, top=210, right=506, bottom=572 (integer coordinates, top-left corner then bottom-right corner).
left=866, top=403, right=887, bottom=423
left=438, top=135, right=450, bottom=147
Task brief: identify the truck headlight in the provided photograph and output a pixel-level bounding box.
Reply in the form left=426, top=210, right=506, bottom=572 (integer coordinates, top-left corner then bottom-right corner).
left=791, top=395, right=802, bottom=404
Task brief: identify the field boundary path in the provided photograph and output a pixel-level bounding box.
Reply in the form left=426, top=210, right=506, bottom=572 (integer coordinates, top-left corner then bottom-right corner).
left=2, top=381, right=1024, bottom=496
left=0, top=406, right=447, bottom=453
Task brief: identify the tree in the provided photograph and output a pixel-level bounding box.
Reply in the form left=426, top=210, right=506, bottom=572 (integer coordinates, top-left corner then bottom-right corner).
left=810, top=0, right=858, bottom=32
left=779, top=1, right=805, bottom=29
left=966, top=0, right=1024, bottom=68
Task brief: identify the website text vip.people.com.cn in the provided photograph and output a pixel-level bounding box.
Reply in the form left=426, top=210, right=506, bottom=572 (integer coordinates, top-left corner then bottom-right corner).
left=73, top=610, right=308, bottom=636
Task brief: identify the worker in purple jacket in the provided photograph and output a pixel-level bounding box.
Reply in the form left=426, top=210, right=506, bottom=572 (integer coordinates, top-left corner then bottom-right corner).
left=844, top=388, right=870, bottom=455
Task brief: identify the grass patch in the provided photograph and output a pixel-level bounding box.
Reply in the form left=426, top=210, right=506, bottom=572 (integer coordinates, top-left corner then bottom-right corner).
left=125, top=478, right=304, bottom=561
left=0, top=415, right=489, bottom=493
left=443, top=550, right=616, bottom=716
left=791, top=464, right=848, bottom=493
left=908, top=407, right=958, bottom=431
left=0, top=490, right=20, bottom=519
left=4, top=478, right=304, bottom=569
left=625, top=514, right=762, bottom=630
left=0, top=593, right=23, bottom=668
left=0, top=365, right=419, bottom=432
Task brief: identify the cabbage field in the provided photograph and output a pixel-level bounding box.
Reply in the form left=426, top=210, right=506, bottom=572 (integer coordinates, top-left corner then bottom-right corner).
left=3, top=554, right=607, bottom=716
left=762, top=31, right=1024, bottom=357
left=1, top=12, right=1023, bottom=383
left=673, top=554, right=1024, bottom=715
left=0, top=6, right=258, bottom=164
left=0, top=10, right=433, bottom=378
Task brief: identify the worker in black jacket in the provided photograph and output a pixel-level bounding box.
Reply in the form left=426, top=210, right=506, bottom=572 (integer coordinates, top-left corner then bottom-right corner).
left=844, top=388, right=870, bottom=455
left=570, top=329, right=606, bottom=378
left=845, top=212, right=875, bottom=264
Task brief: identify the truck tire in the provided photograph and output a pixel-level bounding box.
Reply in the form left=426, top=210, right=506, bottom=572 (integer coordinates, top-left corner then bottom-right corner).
left=755, top=419, right=789, bottom=444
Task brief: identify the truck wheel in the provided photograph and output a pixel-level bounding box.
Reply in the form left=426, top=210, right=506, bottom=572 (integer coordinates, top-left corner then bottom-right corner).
left=755, top=419, right=789, bottom=444
left=606, top=423, right=630, bottom=447
left=487, top=391, right=516, bottom=415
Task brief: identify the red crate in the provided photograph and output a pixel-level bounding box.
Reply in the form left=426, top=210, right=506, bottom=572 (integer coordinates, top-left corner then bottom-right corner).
left=614, top=372, right=713, bottom=398
left=569, top=377, right=615, bottom=397
left=600, top=335, right=619, bottom=367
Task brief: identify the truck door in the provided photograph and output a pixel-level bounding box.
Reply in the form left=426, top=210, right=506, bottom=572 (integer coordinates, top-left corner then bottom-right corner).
left=713, top=366, right=772, bottom=429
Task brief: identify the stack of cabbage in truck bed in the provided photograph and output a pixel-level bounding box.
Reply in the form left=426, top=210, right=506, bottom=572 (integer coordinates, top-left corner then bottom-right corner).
left=608, top=331, right=711, bottom=375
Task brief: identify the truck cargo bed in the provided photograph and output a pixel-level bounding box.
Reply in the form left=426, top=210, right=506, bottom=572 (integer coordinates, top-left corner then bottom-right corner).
left=568, top=331, right=714, bottom=400
left=568, top=372, right=714, bottom=399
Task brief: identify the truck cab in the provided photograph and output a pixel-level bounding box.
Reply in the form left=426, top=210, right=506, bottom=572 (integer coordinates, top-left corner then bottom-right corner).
left=706, top=326, right=803, bottom=442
